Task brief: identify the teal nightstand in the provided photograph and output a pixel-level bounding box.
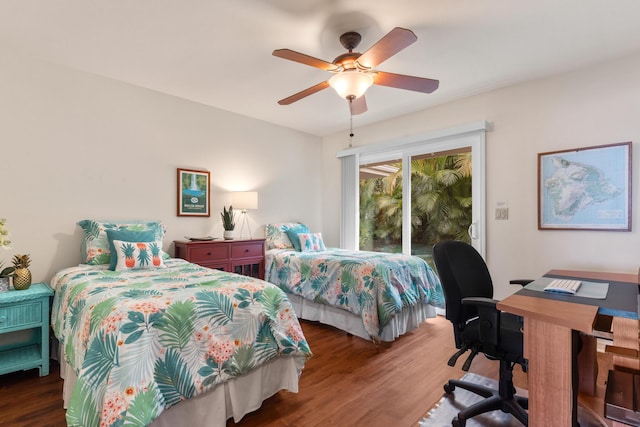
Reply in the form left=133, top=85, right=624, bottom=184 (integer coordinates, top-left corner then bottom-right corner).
left=0, top=283, right=54, bottom=376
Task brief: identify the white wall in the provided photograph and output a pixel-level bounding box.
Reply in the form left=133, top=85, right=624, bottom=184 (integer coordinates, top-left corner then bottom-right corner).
left=4, top=45, right=639, bottom=298
left=0, top=49, right=322, bottom=284
left=321, top=52, right=640, bottom=299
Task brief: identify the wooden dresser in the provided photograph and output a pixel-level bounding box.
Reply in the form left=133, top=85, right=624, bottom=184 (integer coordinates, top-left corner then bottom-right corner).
left=174, top=238, right=265, bottom=279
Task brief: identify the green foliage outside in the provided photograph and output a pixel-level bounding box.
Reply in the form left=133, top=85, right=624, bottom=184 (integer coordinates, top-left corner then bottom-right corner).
left=359, top=153, right=472, bottom=266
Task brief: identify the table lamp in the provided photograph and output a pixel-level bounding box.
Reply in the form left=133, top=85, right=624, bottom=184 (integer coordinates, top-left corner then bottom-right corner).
left=231, top=191, right=258, bottom=239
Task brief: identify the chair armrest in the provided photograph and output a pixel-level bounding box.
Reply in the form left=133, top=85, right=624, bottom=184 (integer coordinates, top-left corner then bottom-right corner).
left=462, top=297, right=500, bottom=346
left=510, top=279, right=533, bottom=287
left=462, top=296, right=499, bottom=308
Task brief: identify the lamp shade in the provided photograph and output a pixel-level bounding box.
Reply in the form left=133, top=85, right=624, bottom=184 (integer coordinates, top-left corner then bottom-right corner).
left=329, top=71, right=374, bottom=99
left=231, top=191, right=258, bottom=210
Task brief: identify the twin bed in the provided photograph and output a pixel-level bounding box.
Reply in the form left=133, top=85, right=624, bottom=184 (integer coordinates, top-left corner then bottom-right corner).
left=52, top=220, right=311, bottom=427
left=51, top=220, right=444, bottom=427
left=263, top=223, right=444, bottom=342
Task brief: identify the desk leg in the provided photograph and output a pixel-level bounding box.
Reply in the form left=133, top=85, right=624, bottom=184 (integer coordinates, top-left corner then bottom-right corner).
left=612, top=317, right=640, bottom=371
left=577, top=334, right=598, bottom=395
left=525, top=317, right=576, bottom=426
left=611, top=317, right=639, bottom=427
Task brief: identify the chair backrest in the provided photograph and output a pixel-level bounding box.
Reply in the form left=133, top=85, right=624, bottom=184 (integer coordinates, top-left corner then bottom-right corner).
left=433, top=240, right=494, bottom=331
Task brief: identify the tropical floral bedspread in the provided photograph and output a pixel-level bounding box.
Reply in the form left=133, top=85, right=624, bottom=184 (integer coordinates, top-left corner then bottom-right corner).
left=51, top=258, right=311, bottom=427
left=264, top=248, right=444, bottom=340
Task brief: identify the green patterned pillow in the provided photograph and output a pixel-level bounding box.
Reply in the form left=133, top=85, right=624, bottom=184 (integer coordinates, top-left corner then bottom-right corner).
left=285, top=224, right=312, bottom=252
left=78, top=219, right=165, bottom=265
left=112, top=239, right=166, bottom=270
left=265, top=222, right=309, bottom=250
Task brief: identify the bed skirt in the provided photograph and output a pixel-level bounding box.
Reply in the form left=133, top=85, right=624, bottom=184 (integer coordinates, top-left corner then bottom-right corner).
left=59, top=356, right=300, bottom=426
left=287, top=294, right=437, bottom=342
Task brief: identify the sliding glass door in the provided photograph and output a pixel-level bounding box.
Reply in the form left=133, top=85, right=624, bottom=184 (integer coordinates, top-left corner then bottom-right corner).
left=358, top=149, right=472, bottom=267
left=340, top=122, right=487, bottom=260
left=408, top=149, right=472, bottom=265
left=359, top=158, right=402, bottom=253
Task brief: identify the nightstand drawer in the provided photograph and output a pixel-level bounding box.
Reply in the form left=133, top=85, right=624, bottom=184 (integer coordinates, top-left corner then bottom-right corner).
left=0, top=302, right=42, bottom=331
left=231, top=243, right=263, bottom=258
left=189, top=245, right=229, bottom=262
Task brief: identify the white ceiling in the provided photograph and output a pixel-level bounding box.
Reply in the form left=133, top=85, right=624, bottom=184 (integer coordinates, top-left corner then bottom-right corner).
left=2, top=1, right=640, bottom=137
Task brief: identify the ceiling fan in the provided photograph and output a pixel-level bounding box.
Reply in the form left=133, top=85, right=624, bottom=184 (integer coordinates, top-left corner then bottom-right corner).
left=272, top=27, right=439, bottom=115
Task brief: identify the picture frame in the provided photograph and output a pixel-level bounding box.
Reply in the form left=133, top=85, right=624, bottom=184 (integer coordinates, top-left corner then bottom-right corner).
left=538, top=141, right=631, bottom=231
left=177, top=168, right=210, bottom=217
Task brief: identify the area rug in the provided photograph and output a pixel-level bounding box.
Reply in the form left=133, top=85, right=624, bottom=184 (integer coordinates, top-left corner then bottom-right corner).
left=418, top=373, right=607, bottom=427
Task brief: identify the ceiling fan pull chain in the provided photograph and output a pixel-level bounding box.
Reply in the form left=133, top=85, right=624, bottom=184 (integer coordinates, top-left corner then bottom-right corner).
left=349, top=98, right=355, bottom=144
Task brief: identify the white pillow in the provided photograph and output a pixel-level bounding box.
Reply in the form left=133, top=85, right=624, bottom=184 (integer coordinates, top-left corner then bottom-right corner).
left=112, top=239, right=167, bottom=271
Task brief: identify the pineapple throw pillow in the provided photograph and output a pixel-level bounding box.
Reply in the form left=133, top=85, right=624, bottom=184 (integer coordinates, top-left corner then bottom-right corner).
left=112, top=240, right=167, bottom=271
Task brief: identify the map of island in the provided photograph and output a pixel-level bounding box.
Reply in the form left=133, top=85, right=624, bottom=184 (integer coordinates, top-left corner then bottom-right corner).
left=540, top=143, right=629, bottom=230
left=544, top=157, right=622, bottom=221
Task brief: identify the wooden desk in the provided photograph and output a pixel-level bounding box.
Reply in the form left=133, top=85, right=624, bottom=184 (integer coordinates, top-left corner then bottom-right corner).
left=497, top=270, right=639, bottom=427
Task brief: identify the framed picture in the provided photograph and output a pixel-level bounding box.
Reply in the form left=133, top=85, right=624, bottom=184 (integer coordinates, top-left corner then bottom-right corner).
left=538, top=141, right=631, bottom=231
left=177, top=168, right=210, bottom=217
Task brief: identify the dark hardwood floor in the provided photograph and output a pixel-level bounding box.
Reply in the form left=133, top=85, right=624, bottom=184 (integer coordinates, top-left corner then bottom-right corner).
left=229, top=315, right=524, bottom=427
left=0, top=360, right=67, bottom=426
left=0, top=316, right=607, bottom=426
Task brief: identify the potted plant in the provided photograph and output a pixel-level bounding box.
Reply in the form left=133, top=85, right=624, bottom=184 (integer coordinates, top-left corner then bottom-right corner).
left=0, top=218, right=10, bottom=249
left=221, top=205, right=235, bottom=240
left=0, top=261, right=15, bottom=292
left=0, top=218, right=12, bottom=292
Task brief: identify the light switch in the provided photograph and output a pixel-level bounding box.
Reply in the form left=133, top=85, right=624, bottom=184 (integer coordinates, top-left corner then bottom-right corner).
left=495, top=208, right=509, bottom=220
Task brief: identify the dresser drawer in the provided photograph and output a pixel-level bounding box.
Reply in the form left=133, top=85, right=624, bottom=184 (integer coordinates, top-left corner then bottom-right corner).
left=174, top=239, right=265, bottom=280
left=189, top=245, right=229, bottom=262
left=0, top=302, right=42, bottom=331
left=231, top=242, right=263, bottom=259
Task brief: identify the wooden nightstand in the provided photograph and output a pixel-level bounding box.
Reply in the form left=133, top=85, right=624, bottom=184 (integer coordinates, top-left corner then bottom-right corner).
left=0, top=283, right=54, bottom=377
left=174, top=239, right=266, bottom=279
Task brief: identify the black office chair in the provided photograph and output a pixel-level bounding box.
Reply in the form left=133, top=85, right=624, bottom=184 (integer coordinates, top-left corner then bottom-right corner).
left=432, top=240, right=529, bottom=427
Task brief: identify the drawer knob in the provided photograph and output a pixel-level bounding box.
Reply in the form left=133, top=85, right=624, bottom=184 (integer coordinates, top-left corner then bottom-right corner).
left=0, top=316, right=6, bottom=323
left=245, top=249, right=249, bottom=253
left=207, top=252, right=212, bottom=256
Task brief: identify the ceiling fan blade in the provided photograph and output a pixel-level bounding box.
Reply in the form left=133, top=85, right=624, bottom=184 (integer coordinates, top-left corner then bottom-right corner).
left=277, top=81, right=330, bottom=105
left=273, top=49, right=338, bottom=71
left=356, top=27, right=417, bottom=69
left=348, top=95, right=367, bottom=115
left=374, top=71, right=439, bottom=93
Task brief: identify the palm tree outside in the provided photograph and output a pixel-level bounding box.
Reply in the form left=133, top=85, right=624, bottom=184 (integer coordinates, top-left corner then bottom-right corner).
left=359, top=152, right=472, bottom=268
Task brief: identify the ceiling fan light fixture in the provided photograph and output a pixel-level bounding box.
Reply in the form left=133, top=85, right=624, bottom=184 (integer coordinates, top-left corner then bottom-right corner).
left=329, top=71, right=374, bottom=100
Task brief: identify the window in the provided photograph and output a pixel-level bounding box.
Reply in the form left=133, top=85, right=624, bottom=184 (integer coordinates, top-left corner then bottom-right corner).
left=359, top=157, right=403, bottom=253
left=338, top=122, right=487, bottom=259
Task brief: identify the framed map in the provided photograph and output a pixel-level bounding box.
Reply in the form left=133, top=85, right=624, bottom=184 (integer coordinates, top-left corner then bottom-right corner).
left=538, top=142, right=631, bottom=231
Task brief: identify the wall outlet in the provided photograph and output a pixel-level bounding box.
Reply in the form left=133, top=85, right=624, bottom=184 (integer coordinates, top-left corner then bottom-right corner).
left=495, top=208, right=509, bottom=220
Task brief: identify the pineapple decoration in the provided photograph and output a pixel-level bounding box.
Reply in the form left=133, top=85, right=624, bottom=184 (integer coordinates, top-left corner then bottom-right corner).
left=12, top=254, right=32, bottom=290
left=121, top=243, right=136, bottom=269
